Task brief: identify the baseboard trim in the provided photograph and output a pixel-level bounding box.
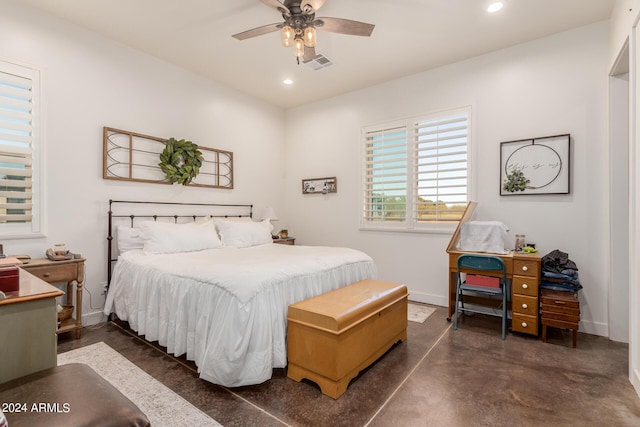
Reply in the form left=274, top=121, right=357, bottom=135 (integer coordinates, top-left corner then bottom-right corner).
left=82, top=310, right=108, bottom=327
left=408, top=291, right=447, bottom=307
left=632, top=367, right=640, bottom=399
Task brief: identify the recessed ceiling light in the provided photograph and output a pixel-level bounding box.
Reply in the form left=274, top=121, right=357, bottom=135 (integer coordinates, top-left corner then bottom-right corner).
left=487, top=2, right=504, bottom=13
left=283, top=79, right=293, bottom=85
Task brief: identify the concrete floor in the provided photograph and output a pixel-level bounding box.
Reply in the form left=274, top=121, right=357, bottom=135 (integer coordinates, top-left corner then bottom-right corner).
left=58, top=306, right=640, bottom=426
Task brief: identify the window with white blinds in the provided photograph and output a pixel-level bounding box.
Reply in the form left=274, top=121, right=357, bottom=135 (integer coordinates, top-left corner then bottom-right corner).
left=362, top=107, right=470, bottom=230
left=0, top=60, right=42, bottom=237
left=363, top=125, right=408, bottom=222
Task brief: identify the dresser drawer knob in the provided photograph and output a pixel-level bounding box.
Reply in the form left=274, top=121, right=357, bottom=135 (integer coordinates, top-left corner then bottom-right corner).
left=44, top=272, right=51, bottom=277
left=522, top=303, right=528, bottom=309
left=521, top=322, right=528, bottom=328
left=521, top=266, right=528, bottom=272
left=522, top=284, right=528, bottom=289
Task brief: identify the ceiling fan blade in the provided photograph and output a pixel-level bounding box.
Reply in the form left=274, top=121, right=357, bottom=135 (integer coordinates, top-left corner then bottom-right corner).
left=260, top=0, right=290, bottom=16
left=314, top=17, right=375, bottom=37
left=232, top=23, right=282, bottom=40
left=303, top=45, right=317, bottom=62
left=301, top=0, right=326, bottom=14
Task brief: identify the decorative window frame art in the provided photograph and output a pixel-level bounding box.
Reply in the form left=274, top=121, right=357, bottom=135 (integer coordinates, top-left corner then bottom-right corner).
left=103, top=127, right=233, bottom=189
left=500, top=134, right=570, bottom=196
left=302, top=177, right=337, bottom=194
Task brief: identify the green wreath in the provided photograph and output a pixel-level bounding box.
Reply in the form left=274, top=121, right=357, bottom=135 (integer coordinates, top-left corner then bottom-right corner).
left=158, top=137, right=203, bottom=185
left=502, top=169, right=530, bottom=192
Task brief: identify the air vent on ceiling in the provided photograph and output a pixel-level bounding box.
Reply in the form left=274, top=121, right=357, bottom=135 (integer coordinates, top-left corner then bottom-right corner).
left=303, top=54, right=333, bottom=71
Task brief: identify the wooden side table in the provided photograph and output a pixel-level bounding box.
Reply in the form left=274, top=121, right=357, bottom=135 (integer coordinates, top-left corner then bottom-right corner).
left=540, top=289, right=580, bottom=348
left=274, top=237, right=295, bottom=245
left=19, top=258, right=85, bottom=339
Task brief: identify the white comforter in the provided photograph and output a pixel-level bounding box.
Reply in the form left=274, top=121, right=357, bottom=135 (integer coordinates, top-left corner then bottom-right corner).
left=104, top=244, right=376, bottom=387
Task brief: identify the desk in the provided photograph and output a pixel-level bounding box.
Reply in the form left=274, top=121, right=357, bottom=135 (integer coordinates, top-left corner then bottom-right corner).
left=0, top=269, right=64, bottom=383
left=19, top=258, right=85, bottom=338
left=446, top=202, right=541, bottom=336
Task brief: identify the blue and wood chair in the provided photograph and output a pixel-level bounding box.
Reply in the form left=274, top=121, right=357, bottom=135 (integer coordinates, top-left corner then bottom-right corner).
left=454, top=254, right=508, bottom=340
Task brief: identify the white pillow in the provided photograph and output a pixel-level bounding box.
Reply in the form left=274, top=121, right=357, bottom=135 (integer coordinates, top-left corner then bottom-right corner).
left=116, top=226, right=145, bottom=254
left=139, top=219, right=223, bottom=254
left=216, top=219, right=273, bottom=248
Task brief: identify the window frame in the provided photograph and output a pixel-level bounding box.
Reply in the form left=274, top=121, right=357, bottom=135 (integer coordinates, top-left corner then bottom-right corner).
left=0, top=58, right=44, bottom=239
left=360, top=106, right=473, bottom=234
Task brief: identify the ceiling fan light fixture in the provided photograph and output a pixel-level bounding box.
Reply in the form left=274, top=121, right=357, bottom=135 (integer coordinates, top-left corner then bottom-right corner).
left=304, top=27, right=316, bottom=47
left=294, top=37, right=305, bottom=57
left=233, top=0, right=375, bottom=65
left=281, top=26, right=294, bottom=47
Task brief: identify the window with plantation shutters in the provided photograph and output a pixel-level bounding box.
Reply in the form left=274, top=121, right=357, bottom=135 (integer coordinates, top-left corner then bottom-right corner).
left=361, top=107, right=471, bottom=231
left=414, top=112, right=468, bottom=222
left=363, top=125, right=408, bottom=223
left=0, top=60, right=42, bottom=238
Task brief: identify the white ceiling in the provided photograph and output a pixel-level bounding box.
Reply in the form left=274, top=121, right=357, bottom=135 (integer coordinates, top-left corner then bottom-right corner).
left=21, top=0, right=615, bottom=109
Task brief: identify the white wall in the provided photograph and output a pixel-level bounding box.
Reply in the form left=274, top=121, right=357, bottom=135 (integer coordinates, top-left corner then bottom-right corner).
left=0, top=1, right=286, bottom=324
left=611, top=0, right=640, bottom=398
left=284, top=22, right=610, bottom=336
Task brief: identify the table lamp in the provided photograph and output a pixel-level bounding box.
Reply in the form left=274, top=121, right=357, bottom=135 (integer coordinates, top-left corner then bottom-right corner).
left=261, top=206, right=279, bottom=239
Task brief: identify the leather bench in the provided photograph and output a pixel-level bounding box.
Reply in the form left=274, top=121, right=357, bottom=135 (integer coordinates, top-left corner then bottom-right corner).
left=0, top=363, right=150, bottom=426
left=287, top=279, right=408, bottom=399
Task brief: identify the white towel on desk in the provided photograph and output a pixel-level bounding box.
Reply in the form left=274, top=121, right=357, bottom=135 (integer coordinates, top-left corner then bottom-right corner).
left=457, top=221, right=509, bottom=254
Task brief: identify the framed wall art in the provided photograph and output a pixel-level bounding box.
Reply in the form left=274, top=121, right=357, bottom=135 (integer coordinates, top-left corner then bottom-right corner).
left=500, top=134, right=570, bottom=196
left=103, top=127, right=234, bottom=189
left=302, top=177, right=337, bottom=194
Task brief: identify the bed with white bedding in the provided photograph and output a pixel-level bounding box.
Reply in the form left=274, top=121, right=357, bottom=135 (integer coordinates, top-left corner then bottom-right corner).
left=103, top=200, right=377, bottom=387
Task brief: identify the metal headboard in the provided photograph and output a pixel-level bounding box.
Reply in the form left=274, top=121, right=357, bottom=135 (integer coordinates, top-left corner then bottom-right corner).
left=107, top=199, right=253, bottom=286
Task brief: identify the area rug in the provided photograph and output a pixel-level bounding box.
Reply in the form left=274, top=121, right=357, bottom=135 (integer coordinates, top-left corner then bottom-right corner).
left=408, top=303, right=437, bottom=323
left=58, top=342, right=220, bottom=427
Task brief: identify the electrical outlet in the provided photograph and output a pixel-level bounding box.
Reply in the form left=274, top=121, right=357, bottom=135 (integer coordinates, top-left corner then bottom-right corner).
left=101, top=281, right=108, bottom=295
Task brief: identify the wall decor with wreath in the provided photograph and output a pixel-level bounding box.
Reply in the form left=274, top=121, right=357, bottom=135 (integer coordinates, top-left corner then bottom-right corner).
left=103, top=127, right=233, bottom=189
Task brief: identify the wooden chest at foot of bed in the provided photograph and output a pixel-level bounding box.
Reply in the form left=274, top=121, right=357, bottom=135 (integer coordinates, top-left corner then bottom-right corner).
left=287, top=279, right=408, bottom=399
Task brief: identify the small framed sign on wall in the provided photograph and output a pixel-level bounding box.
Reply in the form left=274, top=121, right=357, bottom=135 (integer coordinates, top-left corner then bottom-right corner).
left=302, top=177, right=337, bottom=194
left=500, top=134, right=570, bottom=195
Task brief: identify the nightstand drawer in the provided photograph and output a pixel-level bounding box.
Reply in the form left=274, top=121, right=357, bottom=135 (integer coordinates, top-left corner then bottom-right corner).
left=24, top=263, right=78, bottom=283
left=274, top=238, right=295, bottom=245
left=541, top=295, right=579, bottom=309
left=541, top=310, right=580, bottom=323
left=512, top=313, right=538, bottom=335
left=513, top=259, right=539, bottom=277
left=541, top=303, right=580, bottom=316
left=512, top=276, right=538, bottom=296
left=512, top=294, right=537, bottom=316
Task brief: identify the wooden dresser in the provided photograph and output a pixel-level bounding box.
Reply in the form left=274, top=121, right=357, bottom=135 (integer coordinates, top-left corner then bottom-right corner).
left=20, top=258, right=85, bottom=339
left=511, top=255, right=540, bottom=336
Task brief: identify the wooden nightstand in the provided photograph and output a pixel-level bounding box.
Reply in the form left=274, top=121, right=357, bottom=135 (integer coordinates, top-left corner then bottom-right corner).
left=274, top=237, right=295, bottom=245
left=19, top=258, right=85, bottom=339
left=540, top=289, right=580, bottom=348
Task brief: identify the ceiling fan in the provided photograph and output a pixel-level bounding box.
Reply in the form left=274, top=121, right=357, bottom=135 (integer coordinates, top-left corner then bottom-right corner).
left=232, top=0, right=375, bottom=64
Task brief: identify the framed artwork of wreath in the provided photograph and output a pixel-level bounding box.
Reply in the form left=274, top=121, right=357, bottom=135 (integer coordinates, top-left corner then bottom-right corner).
left=500, top=134, right=570, bottom=196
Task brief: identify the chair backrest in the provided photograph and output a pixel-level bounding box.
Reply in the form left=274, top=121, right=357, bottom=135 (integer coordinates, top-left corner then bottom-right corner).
left=457, top=254, right=506, bottom=278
